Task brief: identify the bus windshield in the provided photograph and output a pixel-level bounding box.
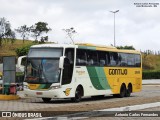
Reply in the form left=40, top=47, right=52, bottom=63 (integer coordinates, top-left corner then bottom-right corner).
left=25, top=48, right=63, bottom=84
left=25, top=58, right=60, bottom=84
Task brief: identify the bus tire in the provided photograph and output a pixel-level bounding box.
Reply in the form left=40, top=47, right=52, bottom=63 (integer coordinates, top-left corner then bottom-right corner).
left=125, top=84, right=132, bottom=97
left=71, top=86, right=83, bottom=103
left=42, top=98, right=51, bottom=103
left=113, top=94, right=119, bottom=97
left=91, top=95, right=104, bottom=100
left=118, top=84, right=126, bottom=98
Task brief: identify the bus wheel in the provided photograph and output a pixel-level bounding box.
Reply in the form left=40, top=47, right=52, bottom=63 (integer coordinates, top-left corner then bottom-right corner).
left=42, top=98, right=51, bottom=103
left=125, top=84, right=132, bottom=97
left=91, top=95, right=104, bottom=100
left=118, top=84, right=126, bottom=98
left=71, top=86, right=83, bottom=103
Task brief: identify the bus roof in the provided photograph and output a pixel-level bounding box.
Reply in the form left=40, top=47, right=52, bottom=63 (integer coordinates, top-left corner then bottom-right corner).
left=30, top=43, right=141, bottom=54
left=30, top=44, right=77, bottom=48
left=76, top=43, right=141, bottom=54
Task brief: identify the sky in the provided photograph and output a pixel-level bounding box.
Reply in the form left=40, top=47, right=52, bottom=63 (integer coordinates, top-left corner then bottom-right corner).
left=0, top=0, right=160, bottom=51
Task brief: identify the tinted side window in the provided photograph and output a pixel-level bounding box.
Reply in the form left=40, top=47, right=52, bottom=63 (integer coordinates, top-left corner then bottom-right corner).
left=135, top=54, right=141, bottom=67
left=87, top=50, right=99, bottom=66
left=98, top=51, right=110, bottom=66
left=109, top=52, right=119, bottom=66
left=76, top=49, right=87, bottom=66
left=127, top=54, right=135, bottom=67
left=119, top=53, right=127, bottom=66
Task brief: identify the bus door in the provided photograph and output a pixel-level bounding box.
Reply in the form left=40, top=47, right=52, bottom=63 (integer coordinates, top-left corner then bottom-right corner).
left=62, top=48, right=74, bottom=85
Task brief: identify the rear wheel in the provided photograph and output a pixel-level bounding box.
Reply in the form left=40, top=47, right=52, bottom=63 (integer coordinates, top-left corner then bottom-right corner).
left=71, top=86, right=83, bottom=102
left=118, top=84, right=126, bottom=98
left=42, top=98, right=51, bottom=103
left=125, top=84, right=132, bottom=97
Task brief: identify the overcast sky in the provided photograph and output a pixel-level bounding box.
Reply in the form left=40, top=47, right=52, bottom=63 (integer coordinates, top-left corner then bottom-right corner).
left=1, top=0, right=160, bottom=51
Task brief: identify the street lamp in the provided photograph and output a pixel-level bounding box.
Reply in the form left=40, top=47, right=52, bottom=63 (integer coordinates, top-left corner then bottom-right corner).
left=110, top=10, right=119, bottom=47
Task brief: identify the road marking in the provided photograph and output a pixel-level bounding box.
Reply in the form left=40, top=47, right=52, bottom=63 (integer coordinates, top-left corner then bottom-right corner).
left=25, top=102, right=160, bottom=120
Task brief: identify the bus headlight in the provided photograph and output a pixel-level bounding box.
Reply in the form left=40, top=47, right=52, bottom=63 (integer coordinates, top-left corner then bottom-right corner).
left=50, top=85, right=60, bottom=89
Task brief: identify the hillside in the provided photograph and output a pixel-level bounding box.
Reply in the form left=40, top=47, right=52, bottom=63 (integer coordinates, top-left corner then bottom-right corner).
left=0, top=40, right=160, bottom=71
left=142, top=54, right=160, bottom=71
left=0, top=40, right=33, bottom=56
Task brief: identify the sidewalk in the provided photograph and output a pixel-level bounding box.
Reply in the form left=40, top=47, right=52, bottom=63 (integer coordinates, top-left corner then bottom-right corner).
left=142, top=79, right=160, bottom=85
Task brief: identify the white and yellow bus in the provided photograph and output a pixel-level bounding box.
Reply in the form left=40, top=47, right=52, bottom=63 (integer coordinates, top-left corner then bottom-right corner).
left=23, top=43, right=142, bottom=102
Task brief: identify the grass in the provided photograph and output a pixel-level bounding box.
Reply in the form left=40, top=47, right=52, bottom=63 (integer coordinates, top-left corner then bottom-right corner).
left=0, top=39, right=33, bottom=56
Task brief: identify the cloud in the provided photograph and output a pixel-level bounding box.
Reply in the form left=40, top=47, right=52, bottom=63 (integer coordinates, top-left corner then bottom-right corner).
left=0, top=0, right=160, bottom=51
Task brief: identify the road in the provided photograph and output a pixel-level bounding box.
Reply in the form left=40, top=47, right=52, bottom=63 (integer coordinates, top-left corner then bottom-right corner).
left=0, top=85, right=160, bottom=111
left=0, top=85, right=160, bottom=120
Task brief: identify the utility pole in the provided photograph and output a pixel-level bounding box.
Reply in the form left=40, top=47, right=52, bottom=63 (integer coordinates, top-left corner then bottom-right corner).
left=110, top=10, right=119, bottom=47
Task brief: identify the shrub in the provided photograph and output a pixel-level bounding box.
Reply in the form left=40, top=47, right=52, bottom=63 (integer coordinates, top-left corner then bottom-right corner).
left=15, top=44, right=35, bottom=56
left=142, top=71, right=160, bottom=79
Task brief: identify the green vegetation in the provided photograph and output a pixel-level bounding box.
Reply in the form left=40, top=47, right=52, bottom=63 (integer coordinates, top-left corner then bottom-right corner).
left=0, top=39, right=33, bottom=56
left=1, top=42, right=160, bottom=79
left=142, top=54, right=160, bottom=71
left=143, top=71, right=160, bottom=79
left=15, top=43, right=36, bottom=57
left=142, top=54, right=160, bottom=79
left=117, top=45, right=135, bottom=50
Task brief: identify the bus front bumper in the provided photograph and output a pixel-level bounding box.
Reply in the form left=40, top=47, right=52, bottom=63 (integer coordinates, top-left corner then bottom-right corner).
left=23, top=88, right=73, bottom=99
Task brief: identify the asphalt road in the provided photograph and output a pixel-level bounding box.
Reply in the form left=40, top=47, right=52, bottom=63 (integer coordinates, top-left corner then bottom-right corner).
left=0, top=85, right=160, bottom=119
left=1, top=85, right=159, bottom=111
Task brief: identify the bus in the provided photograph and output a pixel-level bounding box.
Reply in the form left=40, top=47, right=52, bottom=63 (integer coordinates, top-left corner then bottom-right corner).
left=23, top=43, right=142, bottom=102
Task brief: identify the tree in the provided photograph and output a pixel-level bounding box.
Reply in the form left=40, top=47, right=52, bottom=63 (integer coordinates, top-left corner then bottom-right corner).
left=0, top=17, right=16, bottom=46
left=15, top=25, right=30, bottom=43
left=40, top=36, right=48, bottom=43
left=62, top=27, right=77, bottom=44
left=30, top=22, right=51, bottom=42
left=117, top=45, right=135, bottom=50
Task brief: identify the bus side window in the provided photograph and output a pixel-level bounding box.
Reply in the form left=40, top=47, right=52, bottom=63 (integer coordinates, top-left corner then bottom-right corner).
left=109, top=52, right=119, bottom=66
left=98, top=51, right=109, bottom=66
left=87, top=50, right=99, bottom=66
left=127, top=54, right=135, bottom=67
left=135, top=54, right=141, bottom=67
left=119, top=53, right=127, bottom=67
left=76, top=49, right=87, bottom=66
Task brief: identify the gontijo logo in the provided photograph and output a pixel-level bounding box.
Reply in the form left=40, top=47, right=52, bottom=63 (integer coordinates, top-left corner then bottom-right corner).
left=63, top=88, right=72, bottom=96
left=109, top=69, right=127, bottom=75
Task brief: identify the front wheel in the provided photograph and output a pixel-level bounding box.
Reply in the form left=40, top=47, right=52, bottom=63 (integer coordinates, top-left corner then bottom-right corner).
left=42, top=98, right=51, bottom=103
left=71, top=87, right=83, bottom=103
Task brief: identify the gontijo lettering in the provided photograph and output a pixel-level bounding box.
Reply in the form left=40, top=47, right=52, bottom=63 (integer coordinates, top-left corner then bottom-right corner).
left=109, top=69, right=127, bottom=75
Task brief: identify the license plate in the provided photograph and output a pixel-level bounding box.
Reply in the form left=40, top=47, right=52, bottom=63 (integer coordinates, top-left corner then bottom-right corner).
left=36, top=92, right=43, bottom=95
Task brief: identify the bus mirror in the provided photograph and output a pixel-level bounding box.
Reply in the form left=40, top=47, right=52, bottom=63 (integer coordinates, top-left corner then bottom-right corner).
left=59, top=56, right=65, bottom=69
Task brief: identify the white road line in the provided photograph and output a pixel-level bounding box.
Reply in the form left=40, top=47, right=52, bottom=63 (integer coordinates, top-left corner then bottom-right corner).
left=25, top=102, right=160, bottom=120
